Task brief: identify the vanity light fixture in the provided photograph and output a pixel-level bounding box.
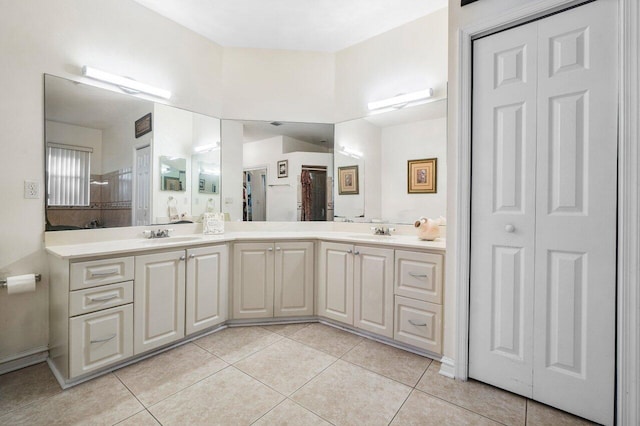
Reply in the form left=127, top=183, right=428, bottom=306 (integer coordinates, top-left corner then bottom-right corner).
left=82, top=66, right=172, bottom=100
left=193, top=142, right=220, bottom=153
left=200, top=167, right=221, bottom=175
left=339, top=145, right=363, bottom=159
left=367, top=88, right=433, bottom=111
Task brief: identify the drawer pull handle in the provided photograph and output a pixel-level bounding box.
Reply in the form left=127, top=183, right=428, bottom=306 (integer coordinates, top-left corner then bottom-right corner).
left=409, top=319, right=427, bottom=327
left=89, top=268, right=119, bottom=277
left=91, top=334, right=117, bottom=344
left=89, top=294, right=118, bottom=302
left=409, top=272, right=428, bottom=279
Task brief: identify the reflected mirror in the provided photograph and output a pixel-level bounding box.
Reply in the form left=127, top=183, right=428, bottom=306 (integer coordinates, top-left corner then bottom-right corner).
left=222, top=120, right=334, bottom=222
left=334, top=99, right=447, bottom=224
left=44, top=74, right=221, bottom=230
left=160, top=156, right=187, bottom=191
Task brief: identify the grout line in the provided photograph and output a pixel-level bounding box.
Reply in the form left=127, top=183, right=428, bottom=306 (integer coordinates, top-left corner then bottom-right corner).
left=112, top=373, right=152, bottom=423
left=338, top=355, right=418, bottom=389
left=413, top=359, right=432, bottom=388
left=386, top=387, right=414, bottom=425
left=413, top=388, right=511, bottom=426
left=524, top=399, right=529, bottom=425
left=284, top=397, right=338, bottom=425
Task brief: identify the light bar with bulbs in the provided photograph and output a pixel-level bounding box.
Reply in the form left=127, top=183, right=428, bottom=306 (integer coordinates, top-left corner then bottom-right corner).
left=82, top=66, right=172, bottom=99
left=367, top=88, right=433, bottom=111
left=339, top=145, right=363, bottom=159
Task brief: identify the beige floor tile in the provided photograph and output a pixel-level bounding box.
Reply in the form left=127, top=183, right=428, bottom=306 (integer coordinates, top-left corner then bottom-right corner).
left=115, top=343, right=227, bottom=406
left=194, top=326, right=282, bottom=363
left=526, top=400, right=595, bottom=426
left=149, top=366, right=284, bottom=425
left=261, top=322, right=311, bottom=337
left=116, top=410, right=160, bottom=426
left=342, top=339, right=432, bottom=386
left=235, top=338, right=336, bottom=395
left=289, top=323, right=363, bottom=357
left=416, top=361, right=526, bottom=426
left=254, top=399, right=332, bottom=426
left=0, top=363, right=62, bottom=415
left=0, top=373, right=143, bottom=426
left=391, top=389, right=500, bottom=426
left=292, top=360, right=411, bottom=426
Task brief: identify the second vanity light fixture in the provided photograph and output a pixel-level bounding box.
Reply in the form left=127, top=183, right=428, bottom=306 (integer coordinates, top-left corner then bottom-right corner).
left=82, top=66, right=172, bottom=99
left=367, top=88, right=433, bottom=112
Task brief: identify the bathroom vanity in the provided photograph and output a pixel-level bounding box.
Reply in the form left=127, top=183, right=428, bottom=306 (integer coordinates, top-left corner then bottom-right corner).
left=45, top=228, right=445, bottom=388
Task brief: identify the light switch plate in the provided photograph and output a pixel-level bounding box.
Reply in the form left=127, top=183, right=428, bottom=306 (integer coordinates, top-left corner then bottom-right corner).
left=24, top=180, right=39, bottom=199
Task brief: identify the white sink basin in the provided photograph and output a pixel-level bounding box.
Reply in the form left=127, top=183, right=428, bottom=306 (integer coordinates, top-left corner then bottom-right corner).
left=141, top=236, right=203, bottom=244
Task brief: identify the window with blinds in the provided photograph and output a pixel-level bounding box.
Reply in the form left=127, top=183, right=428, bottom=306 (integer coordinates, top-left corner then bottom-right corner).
left=47, top=143, right=92, bottom=206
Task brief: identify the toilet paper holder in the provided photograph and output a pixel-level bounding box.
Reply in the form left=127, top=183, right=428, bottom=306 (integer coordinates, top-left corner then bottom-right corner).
left=0, top=274, right=42, bottom=288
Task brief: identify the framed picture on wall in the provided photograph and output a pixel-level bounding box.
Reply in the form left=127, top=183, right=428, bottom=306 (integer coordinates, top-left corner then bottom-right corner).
left=338, top=165, right=359, bottom=195
left=199, top=179, right=205, bottom=191
left=278, top=160, right=288, bottom=178
left=408, top=158, right=437, bottom=193
left=135, top=113, right=152, bottom=138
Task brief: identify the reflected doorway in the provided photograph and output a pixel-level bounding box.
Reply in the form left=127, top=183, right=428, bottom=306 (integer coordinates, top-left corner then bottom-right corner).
left=300, top=165, right=327, bottom=221
left=243, top=167, right=267, bottom=221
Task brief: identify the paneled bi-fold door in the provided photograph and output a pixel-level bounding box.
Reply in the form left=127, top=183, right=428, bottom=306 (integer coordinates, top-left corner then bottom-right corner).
left=469, top=1, right=617, bottom=424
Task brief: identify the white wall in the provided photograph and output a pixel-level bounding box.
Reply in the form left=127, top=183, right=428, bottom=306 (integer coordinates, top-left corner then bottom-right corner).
left=221, top=120, right=244, bottom=221
left=222, top=48, right=336, bottom=123
left=45, top=121, right=103, bottom=174
left=380, top=117, right=447, bottom=224
left=102, top=103, right=154, bottom=174
left=0, top=0, right=224, bottom=363
left=334, top=8, right=448, bottom=122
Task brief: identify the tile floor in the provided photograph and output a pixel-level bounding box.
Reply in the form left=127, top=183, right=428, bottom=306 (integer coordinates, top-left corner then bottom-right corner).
left=0, top=323, right=595, bottom=426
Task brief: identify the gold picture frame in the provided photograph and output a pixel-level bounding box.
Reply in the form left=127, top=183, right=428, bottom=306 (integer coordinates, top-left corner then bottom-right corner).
left=338, top=165, right=359, bottom=195
left=408, top=158, right=437, bottom=193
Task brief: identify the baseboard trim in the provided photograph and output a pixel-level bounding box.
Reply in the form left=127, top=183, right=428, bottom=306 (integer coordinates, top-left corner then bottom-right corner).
left=0, top=347, right=49, bottom=375
left=438, top=356, right=456, bottom=379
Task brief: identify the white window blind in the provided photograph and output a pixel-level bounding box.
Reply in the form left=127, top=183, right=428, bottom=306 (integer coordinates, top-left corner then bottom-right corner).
left=47, top=143, right=92, bottom=206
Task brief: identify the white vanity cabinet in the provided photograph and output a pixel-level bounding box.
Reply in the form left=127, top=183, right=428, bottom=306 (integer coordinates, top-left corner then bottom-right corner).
left=49, top=255, right=135, bottom=381
left=134, top=250, right=186, bottom=354
left=232, top=241, right=314, bottom=319
left=317, top=242, right=394, bottom=338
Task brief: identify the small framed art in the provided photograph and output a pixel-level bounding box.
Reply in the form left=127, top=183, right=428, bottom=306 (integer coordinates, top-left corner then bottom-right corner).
left=278, top=160, right=288, bottom=178
left=338, top=165, right=359, bottom=195
left=408, top=158, right=437, bottom=193
left=135, top=113, right=152, bottom=138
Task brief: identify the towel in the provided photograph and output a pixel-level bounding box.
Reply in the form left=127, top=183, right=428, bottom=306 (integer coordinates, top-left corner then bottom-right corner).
left=168, top=198, right=179, bottom=222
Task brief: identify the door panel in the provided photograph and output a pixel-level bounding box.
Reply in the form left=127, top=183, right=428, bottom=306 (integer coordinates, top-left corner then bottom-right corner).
left=317, top=241, right=353, bottom=325
left=533, top=2, right=617, bottom=424
left=274, top=241, right=314, bottom=317
left=470, top=20, right=538, bottom=397
left=186, top=245, right=228, bottom=334
left=232, top=243, right=274, bottom=319
left=134, top=250, right=185, bottom=354
left=354, top=246, right=394, bottom=338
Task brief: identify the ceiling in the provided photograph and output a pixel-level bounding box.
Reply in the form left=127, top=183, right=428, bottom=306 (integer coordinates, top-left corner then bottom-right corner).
left=238, top=120, right=335, bottom=148
left=132, top=0, right=447, bottom=52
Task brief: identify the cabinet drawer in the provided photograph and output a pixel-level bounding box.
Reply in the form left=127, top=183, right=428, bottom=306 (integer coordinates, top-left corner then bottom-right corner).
left=69, top=304, right=133, bottom=378
left=69, top=281, right=133, bottom=317
left=394, top=296, right=442, bottom=354
left=395, top=250, right=443, bottom=303
left=70, top=257, right=134, bottom=290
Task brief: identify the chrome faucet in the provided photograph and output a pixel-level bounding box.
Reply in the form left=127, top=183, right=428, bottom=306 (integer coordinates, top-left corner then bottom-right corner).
left=143, top=228, right=173, bottom=239
left=371, top=226, right=396, bottom=236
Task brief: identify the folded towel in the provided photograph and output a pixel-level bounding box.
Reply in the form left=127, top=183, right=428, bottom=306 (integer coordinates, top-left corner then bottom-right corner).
left=168, top=198, right=179, bottom=222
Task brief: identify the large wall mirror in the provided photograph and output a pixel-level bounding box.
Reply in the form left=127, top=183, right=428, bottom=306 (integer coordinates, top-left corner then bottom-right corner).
left=222, top=120, right=335, bottom=222
left=44, top=75, right=221, bottom=230
left=334, top=99, right=447, bottom=224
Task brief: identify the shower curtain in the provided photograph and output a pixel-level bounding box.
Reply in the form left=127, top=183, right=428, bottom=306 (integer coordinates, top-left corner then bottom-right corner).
left=301, top=170, right=312, bottom=221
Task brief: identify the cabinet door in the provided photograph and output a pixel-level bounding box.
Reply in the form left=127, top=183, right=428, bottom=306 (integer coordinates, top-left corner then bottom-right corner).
left=232, top=242, right=274, bottom=319
left=186, top=245, right=229, bottom=335
left=317, top=241, right=353, bottom=325
left=69, top=304, right=133, bottom=378
left=134, top=250, right=185, bottom=354
left=274, top=241, right=314, bottom=317
left=354, top=245, right=394, bottom=338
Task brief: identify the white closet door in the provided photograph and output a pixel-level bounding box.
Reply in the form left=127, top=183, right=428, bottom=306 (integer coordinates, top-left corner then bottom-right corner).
left=533, top=2, right=617, bottom=424
left=469, top=22, right=538, bottom=397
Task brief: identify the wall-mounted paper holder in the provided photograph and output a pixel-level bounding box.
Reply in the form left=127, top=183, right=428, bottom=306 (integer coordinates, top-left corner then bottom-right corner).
left=0, top=274, right=42, bottom=288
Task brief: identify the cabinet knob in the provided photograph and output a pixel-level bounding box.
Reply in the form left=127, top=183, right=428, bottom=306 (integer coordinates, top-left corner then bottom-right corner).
left=347, top=249, right=353, bottom=254
left=189, top=254, right=196, bottom=259
left=505, top=224, right=515, bottom=233
left=268, top=247, right=274, bottom=251
left=275, top=247, right=281, bottom=251
left=179, top=256, right=186, bottom=261
left=354, top=251, right=360, bottom=255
